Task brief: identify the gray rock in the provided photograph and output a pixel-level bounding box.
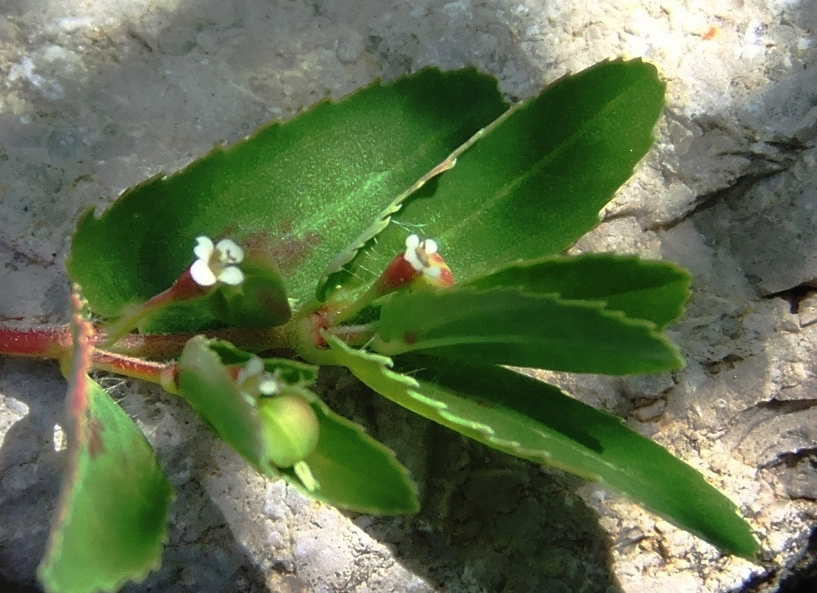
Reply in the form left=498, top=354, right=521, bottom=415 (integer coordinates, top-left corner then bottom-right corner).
left=694, top=145, right=817, bottom=295
left=2, top=1, right=817, bottom=592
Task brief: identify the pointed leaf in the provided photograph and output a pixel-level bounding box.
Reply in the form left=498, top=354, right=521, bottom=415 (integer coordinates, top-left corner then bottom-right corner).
left=67, top=69, right=508, bottom=329
left=327, top=335, right=759, bottom=558
left=38, top=292, right=171, bottom=593
left=374, top=286, right=683, bottom=375
left=334, top=59, right=666, bottom=291
left=465, top=254, right=691, bottom=329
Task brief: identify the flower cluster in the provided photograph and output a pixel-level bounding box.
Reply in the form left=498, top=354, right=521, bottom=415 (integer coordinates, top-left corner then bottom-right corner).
left=190, top=236, right=245, bottom=287
left=404, top=235, right=441, bottom=276
left=235, top=356, right=285, bottom=397
left=376, top=234, right=454, bottom=293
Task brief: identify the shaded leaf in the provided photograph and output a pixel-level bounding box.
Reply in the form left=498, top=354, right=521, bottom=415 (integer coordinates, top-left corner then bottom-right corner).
left=206, top=261, right=292, bottom=330
left=333, top=59, right=666, bottom=292
left=374, top=285, right=683, bottom=375
left=68, top=69, right=508, bottom=329
left=112, top=257, right=293, bottom=336
left=327, top=335, right=759, bottom=558
left=465, top=253, right=691, bottom=329
left=38, top=292, right=171, bottom=593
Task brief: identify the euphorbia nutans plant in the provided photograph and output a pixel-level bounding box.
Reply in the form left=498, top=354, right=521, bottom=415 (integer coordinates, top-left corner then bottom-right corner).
left=0, top=59, right=760, bottom=593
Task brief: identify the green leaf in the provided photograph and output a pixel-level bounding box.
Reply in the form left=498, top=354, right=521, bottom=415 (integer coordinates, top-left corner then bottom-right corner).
left=315, top=106, right=504, bottom=301
left=333, top=58, right=666, bottom=292
left=67, top=69, right=508, bottom=329
left=326, top=335, right=759, bottom=558
left=38, top=299, right=171, bottom=593
left=177, top=335, right=272, bottom=473
left=207, top=261, right=292, bottom=329
left=465, top=253, right=691, bottom=329
left=285, top=399, right=419, bottom=514
left=177, top=336, right=417, bottom=513
left=374, top=285, right=683, bottom=375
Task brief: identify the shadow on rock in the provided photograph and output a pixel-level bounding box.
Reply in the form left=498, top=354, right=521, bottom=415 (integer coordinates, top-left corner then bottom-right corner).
left=317, top=367, right=621, bottom=593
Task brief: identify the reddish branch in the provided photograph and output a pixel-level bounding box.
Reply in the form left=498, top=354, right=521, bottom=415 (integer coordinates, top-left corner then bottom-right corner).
left=0, top=322, right=291, bottom=390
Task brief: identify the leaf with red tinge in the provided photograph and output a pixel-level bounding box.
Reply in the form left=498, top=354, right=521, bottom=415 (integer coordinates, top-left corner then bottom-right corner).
left=38, top=290, right=172, bottom=593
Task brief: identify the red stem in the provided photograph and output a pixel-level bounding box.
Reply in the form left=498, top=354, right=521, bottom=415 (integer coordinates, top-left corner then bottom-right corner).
left=111, top=326, right=292, bottom=358
left=91, top=350, right=179, bottom=394
left=0, top=325, right=73, bottom=359
left=0, top=323, right=292, bottom=361
left=0, top=324, right=180, bottom=390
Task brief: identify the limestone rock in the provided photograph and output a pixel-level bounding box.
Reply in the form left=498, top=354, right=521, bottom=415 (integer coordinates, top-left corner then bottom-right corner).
left=2, top=1, right=817, bottom=592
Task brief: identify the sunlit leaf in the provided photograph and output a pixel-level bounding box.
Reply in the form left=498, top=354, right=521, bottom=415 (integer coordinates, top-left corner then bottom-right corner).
left=38, top=291, right=172, bottom=593
left=374, top=285, right=683, bottom=375
left=330, top=59, right=666, bottom=293
left=68, top=69, right=508, bottom=329
left=465, top=254, right=691, bottom=329
left=327, top=335, right=759, bottom=558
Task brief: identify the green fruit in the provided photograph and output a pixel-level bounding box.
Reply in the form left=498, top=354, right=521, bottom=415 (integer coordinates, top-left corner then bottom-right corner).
left=258, top=393, right=320, bottom=468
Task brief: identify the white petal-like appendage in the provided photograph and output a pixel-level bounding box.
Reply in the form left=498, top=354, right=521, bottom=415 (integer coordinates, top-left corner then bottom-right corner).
left=194, top=236, right=214, bottom=260
left=258, top=377, right=282, bottom=396
left=190, top=259, right=217, bottom=286
left=218, top=265, right=245, bottom=286
left=404, top=248, right=423, bottom=272
left=216, top=239, right=244, bottom=264
left=238, top=356, right=264, bottom=385
left=424, top=266, right=441, bottom=279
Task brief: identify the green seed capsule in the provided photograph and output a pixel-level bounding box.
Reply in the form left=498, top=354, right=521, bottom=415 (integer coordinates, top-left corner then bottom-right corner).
left=258, top=393, right=320, bottom=468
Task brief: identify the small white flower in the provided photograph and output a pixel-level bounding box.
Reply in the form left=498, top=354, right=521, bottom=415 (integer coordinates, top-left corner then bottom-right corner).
left=236, top=356, right=284, bottom=397
left=403, top=234, right=442, bottom=280
left=190, top=236, right=245, bottom=287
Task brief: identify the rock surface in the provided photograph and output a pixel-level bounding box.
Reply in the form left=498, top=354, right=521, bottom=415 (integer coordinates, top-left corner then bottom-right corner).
left=1, top=0, right=816, bottom=592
